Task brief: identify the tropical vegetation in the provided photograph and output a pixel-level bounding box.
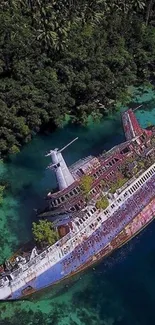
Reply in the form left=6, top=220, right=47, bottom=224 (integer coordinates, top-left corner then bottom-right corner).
left=96, top=196, right=109, bottom=210
left=0, top=185, right=5, bottom=205
left=32, top=220, right=59, bottom=246
left=80, top=174, right=93, bottom=197
left=109, top=177, right=128, bottom=194
left=0, top=0, right=155, bottom=156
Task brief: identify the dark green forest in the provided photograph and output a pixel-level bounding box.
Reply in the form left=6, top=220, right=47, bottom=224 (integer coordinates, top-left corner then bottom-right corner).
left=0, top=0, right=155, bottom=156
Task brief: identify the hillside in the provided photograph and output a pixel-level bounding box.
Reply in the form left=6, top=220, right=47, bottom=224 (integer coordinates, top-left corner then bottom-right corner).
left=0, top=0, right=155, bottom=156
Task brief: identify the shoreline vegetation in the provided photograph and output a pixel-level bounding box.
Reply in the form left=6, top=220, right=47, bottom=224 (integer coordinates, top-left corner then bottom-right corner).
left=0, top=1, right=155, bottom=157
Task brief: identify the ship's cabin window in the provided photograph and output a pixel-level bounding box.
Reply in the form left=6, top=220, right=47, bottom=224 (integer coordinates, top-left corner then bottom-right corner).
left=54, top=199, right=58, bottom=206
left=73, top=188, right=78, bottom=194
left=70, top=206, right=76, bottom=212
left=70, top=191, right=74, bottom=196
left=121, top=147, right=129, bottom=154
left=109, top=161, right=112, bottom=166
left=65, top=194, right=70, bottom=199
left=74, top=204, right=80, bottom=210
left=79, top=219, right=83, bottom=224
left=57, top=198, right=61, bottom=204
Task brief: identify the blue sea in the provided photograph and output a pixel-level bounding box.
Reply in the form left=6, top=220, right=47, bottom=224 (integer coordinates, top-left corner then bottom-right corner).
left=0, top=86, right=155, bottom=325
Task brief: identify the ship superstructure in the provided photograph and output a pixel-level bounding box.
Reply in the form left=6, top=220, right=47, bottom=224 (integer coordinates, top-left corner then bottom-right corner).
left=39, top=108, right=154, bottom=221
left=0, top=108, right=155, bottom=300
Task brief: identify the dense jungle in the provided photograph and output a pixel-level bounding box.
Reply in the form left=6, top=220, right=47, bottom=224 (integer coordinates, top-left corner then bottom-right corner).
left=0, top=0, right=155, bottom=156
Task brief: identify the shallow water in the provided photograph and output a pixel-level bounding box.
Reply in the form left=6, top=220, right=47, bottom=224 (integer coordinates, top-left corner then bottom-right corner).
left=0, top=87, right=155, bottom=325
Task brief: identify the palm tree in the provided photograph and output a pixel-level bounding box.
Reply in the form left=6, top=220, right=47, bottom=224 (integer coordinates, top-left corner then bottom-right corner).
left=145, top=0, right=154, bottom=25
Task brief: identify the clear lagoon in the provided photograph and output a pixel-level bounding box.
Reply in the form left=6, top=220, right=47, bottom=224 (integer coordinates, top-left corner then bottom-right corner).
left=1, top=87, right=155, bottom=325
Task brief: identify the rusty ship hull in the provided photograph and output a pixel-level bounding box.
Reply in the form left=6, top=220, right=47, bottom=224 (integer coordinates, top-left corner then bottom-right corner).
left=5, top=175, right=155, bottom=300
left=1, top=107, right=155, bottom=300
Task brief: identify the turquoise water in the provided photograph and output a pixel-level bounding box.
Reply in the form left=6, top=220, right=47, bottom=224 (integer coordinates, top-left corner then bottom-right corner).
left=0, top=87, right=155, bottom=324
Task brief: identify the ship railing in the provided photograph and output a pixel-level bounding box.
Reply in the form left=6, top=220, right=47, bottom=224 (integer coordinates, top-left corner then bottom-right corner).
left=55, top=163, right=155, bottom=254
left=60, top=163, right=155, bottom=249
left=22, top=182, right=155, bottom=281
left=7, top=164, right=155, bottom=285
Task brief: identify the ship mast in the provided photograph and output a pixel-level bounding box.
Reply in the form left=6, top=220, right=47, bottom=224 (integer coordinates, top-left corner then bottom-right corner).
left=46, top=137, right=78, bottom=190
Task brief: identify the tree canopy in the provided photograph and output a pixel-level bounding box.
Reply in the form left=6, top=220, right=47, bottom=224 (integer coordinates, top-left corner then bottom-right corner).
left=96, top=196, right=109, bottom=210
left=0, top=185, right=5, bottom=205
left=80, top=174, right=93, bottom=196
left=32, top=220, right=59, bottom=246
left=0, top=0, right=155, bottom=156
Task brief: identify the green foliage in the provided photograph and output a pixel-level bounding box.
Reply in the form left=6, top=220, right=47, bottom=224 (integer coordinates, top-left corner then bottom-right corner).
left=80, top=175, right=93, bottom=196
left=110, top=177, right=128, bottom=194
left=32, top=220, right=59, bottom=246
left=137, top=160, right=145, bottom=169
left=151, top=137, right=155, bottom=145
left=0, top=185, right=5, bottom=205
left=96, top=196, right=109, bottom=210
left=0, top=1, right=155, bottom=157
left=9, top=145, right=20, bottom=155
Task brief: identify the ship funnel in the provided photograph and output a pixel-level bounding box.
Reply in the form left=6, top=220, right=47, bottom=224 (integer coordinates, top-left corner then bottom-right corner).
left=45, top=138, right=78, bottom=190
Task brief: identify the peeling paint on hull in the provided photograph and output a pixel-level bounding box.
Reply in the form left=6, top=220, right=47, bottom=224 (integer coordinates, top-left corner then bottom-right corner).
left=5, top=199, right=155, bottom=301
